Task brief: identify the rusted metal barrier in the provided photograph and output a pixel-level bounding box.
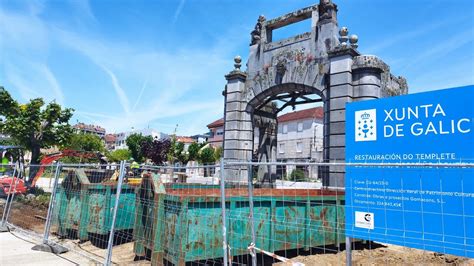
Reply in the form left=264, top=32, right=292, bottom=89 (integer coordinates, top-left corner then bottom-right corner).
left=54, top=166, right=137, bottom=243
left=133, top=176, right=344, bottom=264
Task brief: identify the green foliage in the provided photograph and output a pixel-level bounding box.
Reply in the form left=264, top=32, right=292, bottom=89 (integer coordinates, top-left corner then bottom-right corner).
left=107, top=149, right=132, bottom=162
left=64, top=133, right=105, bottom=152
left=199, top=146, right=215, bottom=164
left=0, top=87, right=74, bottom=165
left=167, top=136, right=187, bottom=164
left=35, top=194, right=51, bottom=207
left=167, top=135, right=177, bottom=163
left=175, top=142, right=187, bottom=163
left=289, top=168, right=306, bottom=181
left=213, top=146, right=223, bottom=162
left=0, top=137, right=17, bottom=146
left=187, top=142, right=200, bottom=161
left=16, top=191, right=51, bottom=208
left=60, top=133, right=105, bottom=163
left=125, top=133, right=152, bottom=163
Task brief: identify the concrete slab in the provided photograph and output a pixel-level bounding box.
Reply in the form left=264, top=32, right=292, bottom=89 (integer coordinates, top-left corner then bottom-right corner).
left=34, top=178, right=64, bottom=193
left=275, top=180, right=322, bottom=189
left=0, top=231, right=94, bottom=265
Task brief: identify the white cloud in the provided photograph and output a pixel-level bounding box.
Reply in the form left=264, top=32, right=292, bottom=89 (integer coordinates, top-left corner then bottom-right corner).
left=400, top=28, right=474, bottom=71
left=4, top=61, right=64, bottom=105
left=0, top=1, right=246, bottom=135
left=0, top=3, right=64, bottom=104
left=408, top=60, right=474, bottom=92
left=362, top=18, right=453, bottom=55
left=37, top=64, right=65, bottom=105
left=53, top=26, right=234, bottom=134
left=173, top=0, right=186, bottom=24
left=99, top=65, right=131, bottom=115
left=132, top=79, right=148, bottom=112
left=5, top=69, right=42, bottom=101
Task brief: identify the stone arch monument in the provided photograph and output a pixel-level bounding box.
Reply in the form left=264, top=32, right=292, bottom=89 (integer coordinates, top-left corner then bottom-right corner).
left=222, top=0, right=408, bottom=187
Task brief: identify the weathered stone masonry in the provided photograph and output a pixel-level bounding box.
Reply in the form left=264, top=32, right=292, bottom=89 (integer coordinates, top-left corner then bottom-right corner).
left=222, top=0, right=408, bottom=187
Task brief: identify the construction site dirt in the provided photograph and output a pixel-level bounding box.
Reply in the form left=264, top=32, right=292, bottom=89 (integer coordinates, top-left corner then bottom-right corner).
left=1, top=200, right=48, bottom=233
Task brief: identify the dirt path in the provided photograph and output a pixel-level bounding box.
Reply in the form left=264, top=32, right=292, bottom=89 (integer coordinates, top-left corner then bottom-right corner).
left=0, top=200, right=48, bottom=233
left=274, top=244, right=474, bottom=266
left=3, top=200, right=473, bottom=265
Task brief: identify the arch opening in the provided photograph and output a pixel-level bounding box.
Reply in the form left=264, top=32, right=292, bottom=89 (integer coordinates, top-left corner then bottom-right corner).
left=247, top=83, right=328, bottom=186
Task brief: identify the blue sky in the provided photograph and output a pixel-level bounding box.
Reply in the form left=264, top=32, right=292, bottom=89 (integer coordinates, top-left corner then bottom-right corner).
left=1, top=0, right=473, bottom=136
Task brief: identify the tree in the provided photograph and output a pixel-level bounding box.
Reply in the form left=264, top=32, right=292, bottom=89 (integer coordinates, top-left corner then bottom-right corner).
left=289, top=168, right=306, bottom=181
left=167, top=135, right=177, bottom=163
left=187, top=142, right=200, bottom=161
left=175, top=142, right=187, bottom=164
left=64, top=133, right=105, bottom=153
left=141, top=139, right=171, bottom=165
left=214, top=146, right=223, bottom=162
left=125, top=133, right=152, bottom=163
left=167, top=136, right=187, bottom=164
left=199, top=146, right=215, bottom=164
left=59, top=133, right=105, bottom=163
left=0, top=137, right=17, bottom=146
left=107, top=149, right=131, bottom=162
left=0, top=87, right=74, bottom=169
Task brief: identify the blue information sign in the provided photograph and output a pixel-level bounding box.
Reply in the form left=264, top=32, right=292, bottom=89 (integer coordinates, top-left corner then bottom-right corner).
left=345, top=85, right=474, bottom=258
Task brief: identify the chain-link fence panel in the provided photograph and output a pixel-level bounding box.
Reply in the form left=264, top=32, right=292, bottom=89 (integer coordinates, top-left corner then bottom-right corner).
left=1, top=164, right=56, bottom=235
left=3, top=161, right=473, bottom=266
left=220, top=161, right=345, bottom=266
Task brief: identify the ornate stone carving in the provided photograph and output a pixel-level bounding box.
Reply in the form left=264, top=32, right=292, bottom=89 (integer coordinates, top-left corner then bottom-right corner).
left=352, top=55, right=389, bottom=72
left=250, top=15, right=266, bottom=46
left=319, top=0, right=337, bottom=21
left=274, top=60, right=287, bottom=85
left=223, top=2, right=407, bottom=187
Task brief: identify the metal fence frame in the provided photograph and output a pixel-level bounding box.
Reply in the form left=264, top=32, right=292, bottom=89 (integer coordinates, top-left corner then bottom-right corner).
left=1, top=160, right=473, bottom=265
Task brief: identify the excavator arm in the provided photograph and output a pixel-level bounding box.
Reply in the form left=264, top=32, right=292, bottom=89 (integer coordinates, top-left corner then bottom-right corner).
left=30, top=150, right=105, bottom=187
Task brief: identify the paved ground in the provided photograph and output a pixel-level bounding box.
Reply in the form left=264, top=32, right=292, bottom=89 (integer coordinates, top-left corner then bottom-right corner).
left=0, top=230, right=94, bottom=266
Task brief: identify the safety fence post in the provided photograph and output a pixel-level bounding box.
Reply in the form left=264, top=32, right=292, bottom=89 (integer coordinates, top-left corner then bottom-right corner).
left=219, top=159, right=229, bottom=266
left=0, top=165, right=17, bottom=232
left=104, top=160, right=126, bottom=266
left=42, top=163, right=62, bottom=244
left=31, top=163, right=68, bottom=253
left=247, top=162, right=257, bottom=266
left=346, top=236, right=352, bottom=266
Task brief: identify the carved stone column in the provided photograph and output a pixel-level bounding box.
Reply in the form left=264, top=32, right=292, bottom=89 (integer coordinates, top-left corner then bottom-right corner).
left=222, top=57, right=252, bottom=183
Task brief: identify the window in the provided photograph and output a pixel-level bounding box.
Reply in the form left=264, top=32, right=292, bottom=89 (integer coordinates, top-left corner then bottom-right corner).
left=279, top=143, right=285, bottom=154
left=282, top=124, right=288, bottom=134
left=296, top=142, right=303, bottom=153
left=297, top=122, right=303, bottom=132
left=216, top=129, right=224, bottom=136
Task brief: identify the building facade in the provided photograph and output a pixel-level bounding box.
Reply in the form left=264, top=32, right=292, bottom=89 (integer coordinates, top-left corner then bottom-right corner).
left=176, top=136, right=195, bottom=151
left=276, top=107, right=324, bottom=179
left=73, top=123, right=106, bottom=138
left=190, top=134, right=208, bottom=144
left=207, top=106, right=325, bottom=179
left=104, top=134, right=117, bottom=150
left=206, top=118, right=224, bottom=148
